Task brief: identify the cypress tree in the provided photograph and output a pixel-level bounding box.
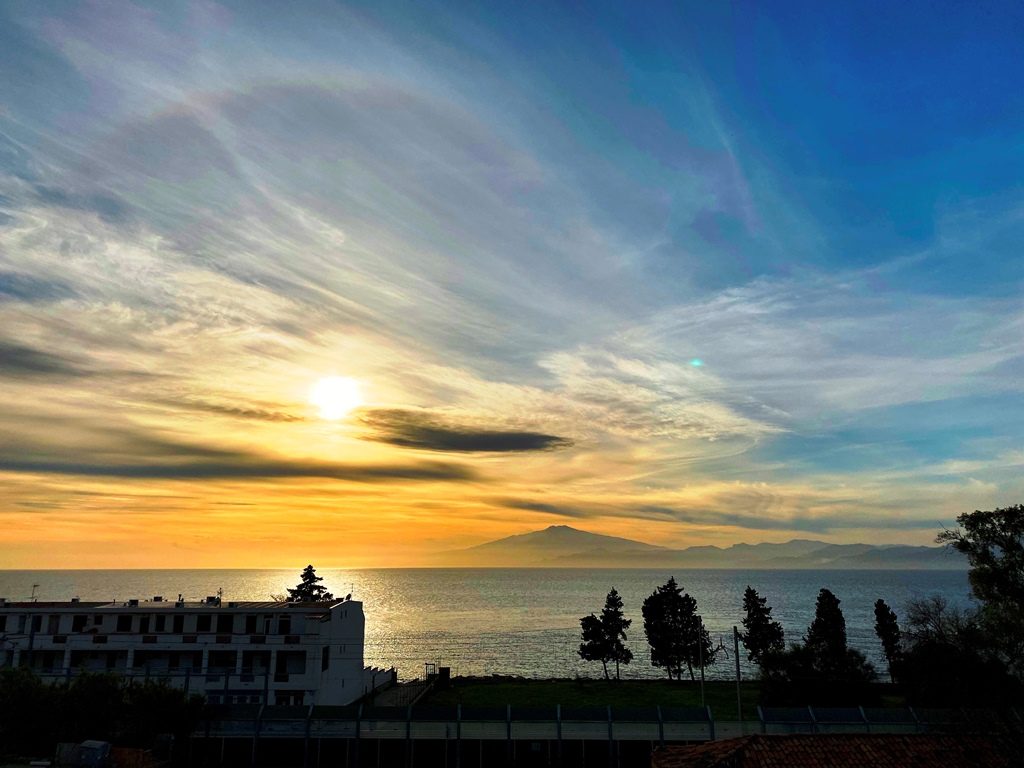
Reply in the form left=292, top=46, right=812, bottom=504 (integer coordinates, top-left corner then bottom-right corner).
left=874, top=598, right=902, bottom=683
left=740, top=586, right=785, bottom=664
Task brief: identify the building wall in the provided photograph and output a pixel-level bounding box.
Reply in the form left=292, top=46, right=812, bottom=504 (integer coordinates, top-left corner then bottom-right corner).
left=0, top=600, right=382, bottom=706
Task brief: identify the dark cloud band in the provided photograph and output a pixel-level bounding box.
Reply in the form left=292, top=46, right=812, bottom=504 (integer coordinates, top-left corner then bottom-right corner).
left=361, top=408, right=572, bottom=453
left=0, top=458, right=476, bottom=483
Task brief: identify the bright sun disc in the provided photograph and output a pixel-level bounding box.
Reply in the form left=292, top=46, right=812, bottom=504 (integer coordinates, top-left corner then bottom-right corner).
left=309, top=376, right=363, bottom=420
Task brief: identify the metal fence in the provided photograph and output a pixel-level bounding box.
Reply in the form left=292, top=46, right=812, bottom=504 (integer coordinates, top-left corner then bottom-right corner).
left=196, top=702, right=1024, bottom=742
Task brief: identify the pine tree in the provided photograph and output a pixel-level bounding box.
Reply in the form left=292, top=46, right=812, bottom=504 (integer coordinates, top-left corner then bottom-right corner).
left=642, top=577, right=715, bottom=681
left=642, top=579, right=680, bottom=679
left=740, top=586, right=785, bottom=664
left=578, top=588, right=633, bottom=680
left=874, top=598, right=902, bottom=683
left=286, top=565, right=334, bottom=602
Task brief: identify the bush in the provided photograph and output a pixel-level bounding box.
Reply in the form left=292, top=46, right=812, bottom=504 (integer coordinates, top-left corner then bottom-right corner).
left=759, top=644, right=879, bottom=706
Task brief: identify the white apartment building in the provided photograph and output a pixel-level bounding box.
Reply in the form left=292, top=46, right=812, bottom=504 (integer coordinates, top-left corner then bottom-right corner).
left=0, top=596, right=394, bottom=706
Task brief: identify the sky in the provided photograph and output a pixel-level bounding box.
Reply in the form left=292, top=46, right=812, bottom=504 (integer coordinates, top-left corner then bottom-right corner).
left=1, top=1, right=1022, bottom=568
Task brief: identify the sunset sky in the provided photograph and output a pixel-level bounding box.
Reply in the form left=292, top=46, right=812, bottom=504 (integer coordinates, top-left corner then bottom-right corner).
left=1, top=2, right=1023, bottom=568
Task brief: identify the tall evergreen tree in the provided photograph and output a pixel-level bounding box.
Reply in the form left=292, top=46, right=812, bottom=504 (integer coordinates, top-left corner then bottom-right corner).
left=286, top=564, right=334, bottom=602
left=642, top=577, right=715, bottom=681
left=740, top=586, right=785, bottom=664
left=578, top=614, right=611, bottom=679
left=805, top=588, right=848, bottom=675
left=874, top=598, right=902, bottom=683
left=578, top=588, right=633, bottom=679
left=601, top=588, right=633, bottom=679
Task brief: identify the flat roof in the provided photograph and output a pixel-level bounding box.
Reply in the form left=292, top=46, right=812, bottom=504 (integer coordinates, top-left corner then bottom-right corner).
left=0, top=599, right=358, bottom=611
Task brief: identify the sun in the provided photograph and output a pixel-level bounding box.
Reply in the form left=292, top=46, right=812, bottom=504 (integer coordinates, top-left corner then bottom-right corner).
left=309, top=376, right=363, bottom=420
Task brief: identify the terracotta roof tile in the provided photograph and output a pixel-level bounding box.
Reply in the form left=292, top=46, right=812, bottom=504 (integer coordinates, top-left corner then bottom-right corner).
left=652, top=734, right=1015, bottom=768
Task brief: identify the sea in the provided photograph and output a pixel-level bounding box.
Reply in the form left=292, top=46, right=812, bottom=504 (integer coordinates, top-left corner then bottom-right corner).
left=0, top=568, right=971, bottom=681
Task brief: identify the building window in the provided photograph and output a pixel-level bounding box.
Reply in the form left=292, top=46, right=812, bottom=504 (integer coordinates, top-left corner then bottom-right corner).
left=245, top=615, right=257, bottom=634
left=278, top=616, right=291, bottom=635
left=196, top=615, right=212, bottom=632
left=155, top=615, right=166, bottom=632
left=321, top=646, right=330, bottom=671
left=30, top=615, right=42, bottom=633
left=172, top=615, right=184, bottom=634
left=116, top=615, right=132, bottom=632
left=139, top=616, right=150, bottom=634
left=72, top=615, right=86, bottom=632
left=93, top=615, right=103, bottom=627
left=216, top=614, right=233, bottom=633
left=0, top=616, right=6, bottom=632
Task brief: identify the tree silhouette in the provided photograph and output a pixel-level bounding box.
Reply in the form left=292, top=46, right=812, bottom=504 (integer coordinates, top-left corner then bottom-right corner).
left=286, top=565, right=334, bottom=602
left=937, top=503, right=1024, bottom=677
left=642, top=577, right=714, bottom=681
left=578, top=588, right=633, bottom=679
left=805, top=588, right=847, bottom=670
left=740, top=586, right=785, bottom=664
left=873, top=598, right=902, bottom=683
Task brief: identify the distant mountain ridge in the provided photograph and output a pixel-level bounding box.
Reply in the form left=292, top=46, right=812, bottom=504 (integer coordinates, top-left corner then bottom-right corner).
left=437, top=525, right=965, bottom=569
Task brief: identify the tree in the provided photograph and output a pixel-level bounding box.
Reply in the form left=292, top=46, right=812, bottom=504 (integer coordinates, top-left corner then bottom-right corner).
left=601, top=588, right=634, bottom=679
left=759, top=588, right=876, bottom=705
left=740, top=586, right=785, bottom=664
left=873, top=599, right=901, bottom=683
left=903, top=595, right=978, bottom=647
left=642, top=577, right=715, bottom=681
left=937, top=504, right=1024, bottom=676
left=287, top=565, right=334, bottom=602
left=578, top=614, right=611, bottom=679
left=805, top=588, right=847, bottom=675
left=897, top=595, right=1020, bottom=706
left=578, top=588, right=633, bottom=680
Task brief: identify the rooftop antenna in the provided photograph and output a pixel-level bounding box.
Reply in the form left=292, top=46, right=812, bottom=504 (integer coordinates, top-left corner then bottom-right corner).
left=29, top=584, right=40, bottom=602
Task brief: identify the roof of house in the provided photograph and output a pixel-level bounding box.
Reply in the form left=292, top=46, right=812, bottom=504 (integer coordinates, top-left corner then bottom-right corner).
left=651, top=734, right=1014, bottom=768
left=0, top=599, right=355, bottom=611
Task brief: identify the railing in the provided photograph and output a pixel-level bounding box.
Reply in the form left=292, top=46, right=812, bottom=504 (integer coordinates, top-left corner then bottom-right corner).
left=194, top=703, right=1024, bottom=743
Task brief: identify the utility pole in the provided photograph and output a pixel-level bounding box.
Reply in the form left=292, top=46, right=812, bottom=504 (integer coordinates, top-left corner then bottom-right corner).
left=697, top=616, right=705, bottom=708
left=733, top=626, right=742, bottom=731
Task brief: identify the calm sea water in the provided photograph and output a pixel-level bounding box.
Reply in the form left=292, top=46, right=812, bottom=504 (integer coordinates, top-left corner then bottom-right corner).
left=0, top=569, right=970, bottom=681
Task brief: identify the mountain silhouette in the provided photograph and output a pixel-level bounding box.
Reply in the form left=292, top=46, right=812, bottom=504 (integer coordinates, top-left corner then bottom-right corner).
left=435, top=525, right=965, bottom=569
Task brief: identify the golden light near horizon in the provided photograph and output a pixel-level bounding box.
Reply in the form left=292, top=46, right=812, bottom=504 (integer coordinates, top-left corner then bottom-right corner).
left=309, top=376, right=363, bottom=420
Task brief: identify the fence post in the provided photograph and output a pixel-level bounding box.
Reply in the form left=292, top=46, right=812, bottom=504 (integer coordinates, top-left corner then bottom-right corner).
left=251, top=703, right=264, bottom=768
left=405, top=704, right=412, bottom=768
left=556, top=703, right=563, bottom=766
left=908, top=707, right=921, bottom=733
left=456, top=703, right=462, bottom=768
left=607, top=705, right=614, bottom=768
left=733, top=627, right=742, bottom=733
left=505, top=704, right=512, bottom=767
left=656, top=705, right=664, bottom=747
left=354, top=703, right=362, bottom=767
left=303, top=703, right=314, bottom=768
